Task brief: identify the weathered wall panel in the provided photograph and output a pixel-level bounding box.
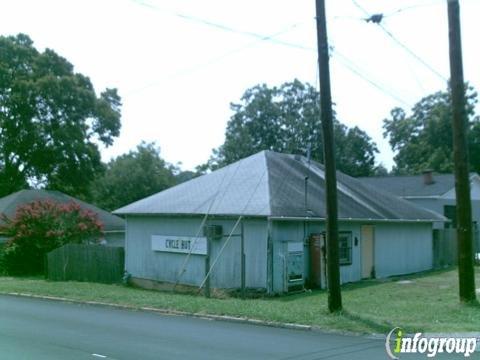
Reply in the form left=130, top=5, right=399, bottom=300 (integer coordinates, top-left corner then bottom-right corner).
left=271, top=221, right=362, bottom=292
left=374, top=222, right=433, bottom=278
left=125, top=216, right=267, bottom=289
left=408, top=198, right=480, bottom=230
left=126, top=216, right=206, bottom=286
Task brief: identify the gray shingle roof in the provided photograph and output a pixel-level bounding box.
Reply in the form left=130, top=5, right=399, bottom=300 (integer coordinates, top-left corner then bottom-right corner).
left=358, top=174, right=477, bottom=197
left=0, top=190, right=125, bottom=231
left=115, top=151, right=444, bottom=222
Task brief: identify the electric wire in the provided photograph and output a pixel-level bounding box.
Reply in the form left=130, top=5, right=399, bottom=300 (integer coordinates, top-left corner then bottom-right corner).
left=126, top=21, right=306, bottom=95
left=130, top=0, right=311, bottom=51
left=130, top=0, right=414, bottom=108
left=174, top=155, right=248, bottom=287
left=351, top=0, right=447, bottom=82
left=330, top=48, right=411, bottom=107
left=173, top=162, right=233, bottom=287
left=197, top=167, right=268, bottom=292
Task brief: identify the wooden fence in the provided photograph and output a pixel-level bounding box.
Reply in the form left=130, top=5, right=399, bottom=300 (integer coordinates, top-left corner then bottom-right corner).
left=433, top=228, right=480, bottom=269
left=46, top=244, right=124, bottom=284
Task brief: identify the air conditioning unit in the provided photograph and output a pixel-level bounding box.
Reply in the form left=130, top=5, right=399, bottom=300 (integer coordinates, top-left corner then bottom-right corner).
left=203, top=225, right=223, bottom=240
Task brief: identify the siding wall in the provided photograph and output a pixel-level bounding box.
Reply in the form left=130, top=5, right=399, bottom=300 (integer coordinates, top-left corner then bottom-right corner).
left=125, top=215, right=434, bottom=293
left=408, top=198, right=480, bottom=230
left=270, top=221, right=363, bottom=293
left=125, top=216, right=267, bottom=289
left=374, top=222, right=433, bottom=278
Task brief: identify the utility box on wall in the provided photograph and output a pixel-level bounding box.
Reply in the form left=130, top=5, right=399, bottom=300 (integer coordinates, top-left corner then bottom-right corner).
left=285, top=241, right=304, bottom=292
left=203, top=225, right=223, bottom=240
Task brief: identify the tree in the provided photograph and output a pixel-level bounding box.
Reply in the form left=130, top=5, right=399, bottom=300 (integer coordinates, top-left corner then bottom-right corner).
left=203, top=80, right=378, bottom=177
left=0, top=34, right=121, bottom=198
left=0, top=200, right=103, bottom=275
left=90, top=142, right=177, bottom=211
left=383, top=85, right=480, bottom=174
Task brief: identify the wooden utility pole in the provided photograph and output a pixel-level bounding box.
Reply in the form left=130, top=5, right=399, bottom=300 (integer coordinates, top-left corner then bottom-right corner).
left=315, top=0, right=342, bottom=312
left=447, top=0, right=477, bottom=303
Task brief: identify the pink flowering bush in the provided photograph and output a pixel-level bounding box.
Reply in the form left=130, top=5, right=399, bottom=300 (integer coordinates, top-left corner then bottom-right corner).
left=0, top=200, right=103, bottom=275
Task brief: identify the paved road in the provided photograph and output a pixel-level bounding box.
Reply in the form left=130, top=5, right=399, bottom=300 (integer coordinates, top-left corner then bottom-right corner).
left=0, top=295, right=450, bottom=359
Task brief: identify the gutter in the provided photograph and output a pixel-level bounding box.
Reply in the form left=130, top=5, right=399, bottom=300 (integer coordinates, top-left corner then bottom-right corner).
left=402, top=195, right=441, bottom=199
left=268, top=216, right=444, bottom=223
left=114, top=213, right=267, bottom=220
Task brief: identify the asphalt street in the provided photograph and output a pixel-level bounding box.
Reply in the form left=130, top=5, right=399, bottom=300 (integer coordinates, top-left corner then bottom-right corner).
left=0, top=295, right=461, bottom=359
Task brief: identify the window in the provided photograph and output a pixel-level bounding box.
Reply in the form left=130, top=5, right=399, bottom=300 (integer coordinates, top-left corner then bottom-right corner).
left=339, top=231, right=353, bottom=266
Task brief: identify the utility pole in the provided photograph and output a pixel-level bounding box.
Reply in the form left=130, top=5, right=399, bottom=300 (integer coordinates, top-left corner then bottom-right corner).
left=315, top=0, right=342, bottom=312
left=447, top=0, right=477, bottom=303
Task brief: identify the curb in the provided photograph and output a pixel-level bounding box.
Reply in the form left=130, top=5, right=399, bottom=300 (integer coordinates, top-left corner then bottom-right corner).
left=1, top=292, right=314, bottom=332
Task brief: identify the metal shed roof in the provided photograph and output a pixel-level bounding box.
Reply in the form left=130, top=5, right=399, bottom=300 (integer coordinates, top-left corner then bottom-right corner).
left=0, top=189, right=125, bottom=232
left=114, top=151, right=445, bottom=222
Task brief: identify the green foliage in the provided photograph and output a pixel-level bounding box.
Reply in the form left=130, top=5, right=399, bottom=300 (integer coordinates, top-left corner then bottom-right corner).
left=90, top=142, right=178, bottom=211
left=0, top=34, right=121, bottom=198
left=0, top=244, right=6, bottom=275
left=204, top=80, right=378, bottom=177
left=383, top=85, right=480, bottom=174
left=0, top=200, right=103, bottom=275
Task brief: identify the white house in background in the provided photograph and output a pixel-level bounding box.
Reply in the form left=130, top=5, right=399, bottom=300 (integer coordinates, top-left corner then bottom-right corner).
left=359, top=172, right=480, bottom=231
left=115, top=151, right=445, bottom=294
left=0, top=189, right=125, bottom=247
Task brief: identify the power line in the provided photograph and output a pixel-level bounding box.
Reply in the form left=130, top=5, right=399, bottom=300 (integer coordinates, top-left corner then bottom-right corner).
left=129, top=0, right=412, bottom=107
left=131, top=0, right=311, bottom=51
left=351, top=0, right=447, bottom=82
left=126, top=21, right=305, bottom=95
left=334, top=1, right=446, bottom=22
left=379, top=25, right=447, bottom=81
left=330, top=48, right=411, bottom=107
left=383, top=1, right=444, bottom=18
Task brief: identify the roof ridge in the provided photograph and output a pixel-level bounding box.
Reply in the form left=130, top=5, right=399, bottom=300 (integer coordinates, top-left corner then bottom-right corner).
left=263, top=151, right=273, bottom=217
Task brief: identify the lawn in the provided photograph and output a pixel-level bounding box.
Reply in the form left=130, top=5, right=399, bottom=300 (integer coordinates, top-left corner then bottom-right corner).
left=0, top=268, right=478, bottom=334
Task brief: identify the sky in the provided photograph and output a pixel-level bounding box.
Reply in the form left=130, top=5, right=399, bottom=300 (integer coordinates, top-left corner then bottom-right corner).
left=0, top=0, right=479, bottom=171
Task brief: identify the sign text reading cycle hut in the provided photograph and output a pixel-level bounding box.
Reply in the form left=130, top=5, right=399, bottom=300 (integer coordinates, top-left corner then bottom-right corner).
left=151, top=235, right=207, bottom=255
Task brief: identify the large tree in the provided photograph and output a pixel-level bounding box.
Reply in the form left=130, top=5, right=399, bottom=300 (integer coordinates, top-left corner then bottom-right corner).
left=0, top=34, right=121, bottom=197
left=90, top=142, right=178, bottom=211
left=383, top=86, right=480, bottom=174
left=203, top=80, right=378, bottom=177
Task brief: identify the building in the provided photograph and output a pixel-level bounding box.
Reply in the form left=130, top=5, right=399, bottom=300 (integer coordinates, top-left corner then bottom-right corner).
left=359, top=172, right=480, bottom=230
left=115, top=151, right=444, bottom=294
left=0, top=189, right=125, bottom=247
left=359, top=172, right=480, bottom=259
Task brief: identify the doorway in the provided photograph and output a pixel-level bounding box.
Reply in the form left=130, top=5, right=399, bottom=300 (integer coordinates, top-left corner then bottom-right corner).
left=361, top=225, right=375, bottom=279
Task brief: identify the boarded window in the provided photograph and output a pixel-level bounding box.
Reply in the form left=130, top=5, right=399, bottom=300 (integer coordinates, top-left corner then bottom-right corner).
left=339, top=232, right=352, bottom=266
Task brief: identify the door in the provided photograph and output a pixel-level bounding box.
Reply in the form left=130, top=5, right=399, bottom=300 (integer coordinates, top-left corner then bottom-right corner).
left=361, top=225, right=374, bottom=279
left=308, top=234, right=323, bottom=289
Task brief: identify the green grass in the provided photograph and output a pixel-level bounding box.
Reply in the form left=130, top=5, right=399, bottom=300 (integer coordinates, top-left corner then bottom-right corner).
left=0, top=268, right=478, bottom=334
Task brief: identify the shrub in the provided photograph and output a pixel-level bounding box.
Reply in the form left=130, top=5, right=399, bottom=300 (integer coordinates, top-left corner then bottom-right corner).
left=0, top=200, right=103, bottom=275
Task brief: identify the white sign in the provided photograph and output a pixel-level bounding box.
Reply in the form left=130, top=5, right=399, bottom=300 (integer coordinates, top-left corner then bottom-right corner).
left=287, top=241, right=304, bottom=253
left=151, top=235, right=207, bottom=255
